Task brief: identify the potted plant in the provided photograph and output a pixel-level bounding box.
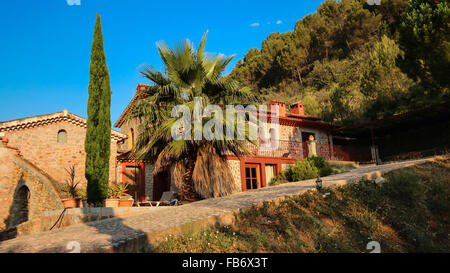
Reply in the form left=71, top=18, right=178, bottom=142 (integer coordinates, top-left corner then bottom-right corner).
left=116, top=183, right=134, bottom=207
left=119, top=194, right=134, bottom=207
left=78, top=189, right=88, bottom=208
left=105, top=184, right=120, bottom=207
left=61, top=166, right=81, bottom=208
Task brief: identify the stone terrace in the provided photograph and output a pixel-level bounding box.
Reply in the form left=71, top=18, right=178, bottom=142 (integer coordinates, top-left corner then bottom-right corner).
left=0, top=158, right=432, bottom=253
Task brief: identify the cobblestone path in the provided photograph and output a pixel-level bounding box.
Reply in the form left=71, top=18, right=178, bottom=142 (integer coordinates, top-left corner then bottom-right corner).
left=0, top=158, right=431, bottom=253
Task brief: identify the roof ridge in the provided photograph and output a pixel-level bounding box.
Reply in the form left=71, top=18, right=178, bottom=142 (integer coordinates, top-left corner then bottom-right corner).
left=0, top=110, right=127, bottom=140
left=114, top=83, right=153, bottom=128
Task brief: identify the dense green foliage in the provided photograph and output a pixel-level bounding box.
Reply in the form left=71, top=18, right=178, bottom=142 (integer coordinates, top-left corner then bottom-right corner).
left=307, top=155, right=333, bottom=176
left=229, top=0, right=449, bottom=125
left=269, top=156, right=333, bottom=185
left=85, top=14, right=112, bottom=204
left=155, top=158, right=450, bottom=253
left=283, top=159, right=320, bottom=182
left=399, top=0, right=450, bottom=92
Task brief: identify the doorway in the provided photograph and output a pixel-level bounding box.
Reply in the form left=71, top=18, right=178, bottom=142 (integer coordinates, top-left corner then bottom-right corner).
left=13, top=185, right=30, bottom=226
left=265, top=164, right=276, bottom=186
left=244, top=164, right=261, bottom=191
left=125, top=165, right=142, bottom=202
left=153, top=170, right=171, bottom=201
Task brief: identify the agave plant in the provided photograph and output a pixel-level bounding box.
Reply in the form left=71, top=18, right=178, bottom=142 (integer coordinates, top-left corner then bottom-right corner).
left=128, top=31, right=258, bottom=201
left=107, top=183, right=129, bottom=199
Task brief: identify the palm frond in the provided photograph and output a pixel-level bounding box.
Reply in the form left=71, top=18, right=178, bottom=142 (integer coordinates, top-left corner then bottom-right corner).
left=130, top=32, right=257, bottom=199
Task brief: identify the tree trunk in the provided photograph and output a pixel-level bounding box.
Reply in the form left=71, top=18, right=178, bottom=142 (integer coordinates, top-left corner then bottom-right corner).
left=179, top=158, right=201, bottom=202
left=296, top=68, right=303, bottom=87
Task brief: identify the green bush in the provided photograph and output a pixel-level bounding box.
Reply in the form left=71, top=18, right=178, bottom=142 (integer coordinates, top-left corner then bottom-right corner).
left=306, top=156, right=333, bottom=177
left=269, top=156, right=332, bottom=185
left=287, top=159, right=320, bottom=182
left=269, top=176, right=287, bottom=186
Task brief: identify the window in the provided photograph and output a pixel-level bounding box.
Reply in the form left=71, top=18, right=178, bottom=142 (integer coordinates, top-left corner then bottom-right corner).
left=245, top=164, right=260, bottom=190
left=265, top=164, right=276, bottom=185
left=57, top=130, right=67, bottom=144
left=128, top=128, right=134, bottom=149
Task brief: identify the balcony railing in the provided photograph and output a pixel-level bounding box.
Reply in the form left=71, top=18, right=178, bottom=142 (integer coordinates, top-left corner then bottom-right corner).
left=243, top=140, right=372, bottom=162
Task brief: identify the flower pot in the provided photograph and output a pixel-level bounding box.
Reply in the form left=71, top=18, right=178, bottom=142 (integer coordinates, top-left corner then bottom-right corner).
left=119, top=199, right=134, bottom=207
left=62, top=198, right=81, bottom=208
left=105, top=199, right=120, bottom=208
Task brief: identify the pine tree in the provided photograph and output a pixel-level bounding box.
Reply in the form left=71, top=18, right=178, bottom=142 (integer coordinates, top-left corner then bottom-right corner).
left=85, top=14, right=111, bottom=204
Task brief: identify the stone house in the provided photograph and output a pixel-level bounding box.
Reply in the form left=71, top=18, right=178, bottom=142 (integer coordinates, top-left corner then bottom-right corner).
left=0, top=110, right=127, bottom=234
left=0, top=83, right=362, bottom=234
left=0, top=110, right=127, bottom=189
left=114, top=84, right=339, bottom=202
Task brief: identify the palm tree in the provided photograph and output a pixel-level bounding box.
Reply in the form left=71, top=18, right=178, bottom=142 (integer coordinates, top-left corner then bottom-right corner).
left=128, top=31, right=257, bottom=201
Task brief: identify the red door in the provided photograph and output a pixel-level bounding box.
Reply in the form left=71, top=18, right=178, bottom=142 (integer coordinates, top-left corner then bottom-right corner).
left=125, top=165, right=142, bottom=202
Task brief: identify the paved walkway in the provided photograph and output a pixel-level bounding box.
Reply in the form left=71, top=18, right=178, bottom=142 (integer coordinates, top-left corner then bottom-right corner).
left=0, top=158, right=432, bottom=253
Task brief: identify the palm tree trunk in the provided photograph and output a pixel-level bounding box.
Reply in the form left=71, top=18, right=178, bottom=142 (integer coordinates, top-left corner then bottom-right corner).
left=180, top=158, right=201, bottom=201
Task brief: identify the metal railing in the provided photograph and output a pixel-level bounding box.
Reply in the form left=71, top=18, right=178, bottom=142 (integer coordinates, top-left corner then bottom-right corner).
left=243, top=140, right=372, bottom=162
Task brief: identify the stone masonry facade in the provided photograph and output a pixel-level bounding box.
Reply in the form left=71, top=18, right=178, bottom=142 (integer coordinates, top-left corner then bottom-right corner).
left=0, top=111, right=126, bottom=189
left=0, top=140, right=63, bottom=234
left=0, top=111, right=126, bottom=237
left=114, top=90, right=336, bottom=198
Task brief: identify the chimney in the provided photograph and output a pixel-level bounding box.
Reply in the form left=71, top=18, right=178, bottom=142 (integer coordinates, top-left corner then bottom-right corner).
left=269, top=100, right=286, bottom=117
left=136, top=84, right=148, bottom=92
left=290, top=101, right=305, bottom=115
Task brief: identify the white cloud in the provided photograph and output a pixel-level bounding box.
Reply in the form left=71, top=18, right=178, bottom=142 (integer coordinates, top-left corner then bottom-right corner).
left=66, top=0, right=81, bottom=6
left=250, top=22, right=260, bottom=27
left=276, top=20, right=283, bottom=25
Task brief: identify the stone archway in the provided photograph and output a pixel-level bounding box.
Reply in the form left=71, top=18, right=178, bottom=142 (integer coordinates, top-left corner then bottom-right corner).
left=11, top=185, right=30, bottom=226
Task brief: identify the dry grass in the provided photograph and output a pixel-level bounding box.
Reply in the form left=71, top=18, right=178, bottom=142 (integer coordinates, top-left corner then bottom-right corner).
left=154, top=157, right=450, bottom=253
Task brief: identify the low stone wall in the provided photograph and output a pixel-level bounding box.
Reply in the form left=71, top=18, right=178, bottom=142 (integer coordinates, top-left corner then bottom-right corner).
left=0, top=207, right=155, bottom=242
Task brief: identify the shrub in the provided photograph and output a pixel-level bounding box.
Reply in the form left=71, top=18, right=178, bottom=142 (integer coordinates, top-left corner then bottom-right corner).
left=382, top=169, right=425, bottom=208
left=287, top=159, right=320, bottom=181
left=269, top=176, right=287, bottom=186
left=269, top=156, right=332, bottom=185
left=306, top=156, right=333, bottom=177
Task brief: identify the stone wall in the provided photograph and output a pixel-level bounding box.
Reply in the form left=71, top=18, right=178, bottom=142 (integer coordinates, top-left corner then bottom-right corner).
left=227, top=160, right=242, bottom=192
left=0, top=207, right=155, bottom=241
left=0, top=141, right=63, bottom=234
left=118, top=117, right=141, bottom=151
left=144, top=163, right=154, bottom=200
left=3, top=121, right=120, bottom=188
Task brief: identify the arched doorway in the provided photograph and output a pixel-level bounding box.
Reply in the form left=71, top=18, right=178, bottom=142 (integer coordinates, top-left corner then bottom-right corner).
left=13, top=186, right=30, bottom=226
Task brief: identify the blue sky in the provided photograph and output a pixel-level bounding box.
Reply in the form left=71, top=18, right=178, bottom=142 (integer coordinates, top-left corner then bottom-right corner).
left=0, top=0, right=323, bottom=129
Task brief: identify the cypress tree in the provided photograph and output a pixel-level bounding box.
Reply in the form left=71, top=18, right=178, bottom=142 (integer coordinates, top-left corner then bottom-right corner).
left=85, top=14, right=111, bottom=204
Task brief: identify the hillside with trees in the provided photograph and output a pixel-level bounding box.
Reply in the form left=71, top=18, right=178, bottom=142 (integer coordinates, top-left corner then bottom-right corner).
left=228, top=0, right=449, bottom=126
